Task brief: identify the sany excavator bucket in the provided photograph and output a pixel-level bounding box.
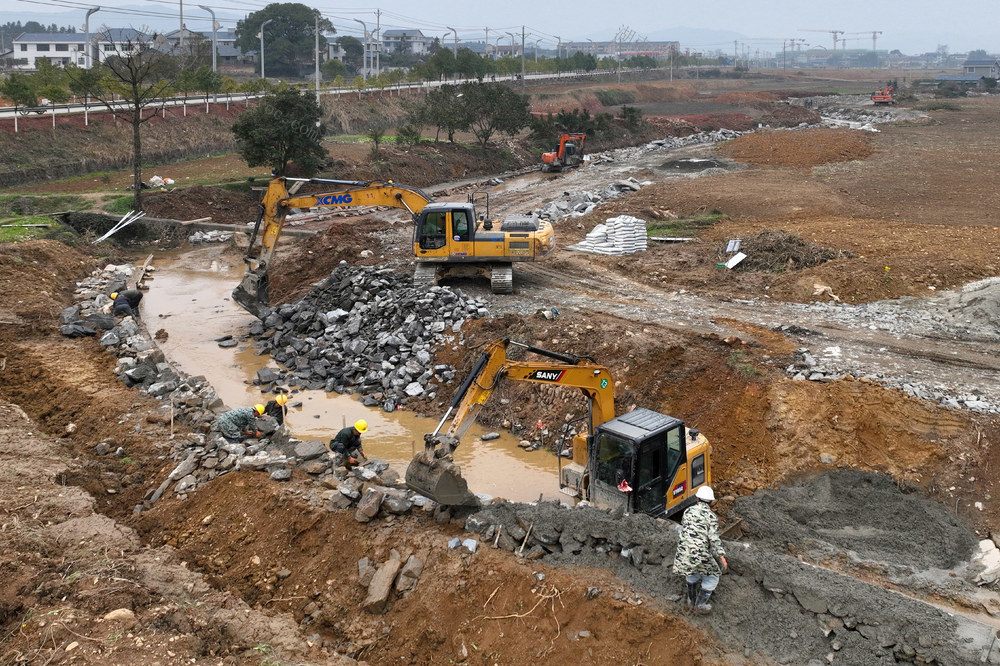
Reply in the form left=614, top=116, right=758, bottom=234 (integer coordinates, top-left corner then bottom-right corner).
left=404, top=434, right=479, bottom=506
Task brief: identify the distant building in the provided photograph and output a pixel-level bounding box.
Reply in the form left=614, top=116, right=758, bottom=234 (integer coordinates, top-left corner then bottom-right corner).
left=961, top=58, right=1000, bottom=78
left=158, top=28, right=251, bottom=63
left=936, top=57, right=1000, bottom=85
left=11, top=28, right=148, bottom=70
left=382, top=29, right=430, bottom=56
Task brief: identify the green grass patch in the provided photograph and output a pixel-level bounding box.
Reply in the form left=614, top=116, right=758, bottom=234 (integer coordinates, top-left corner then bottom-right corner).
left=102, top=195, right=134, bottom=215
left=915, top=100, right=961, bottom=111
left=646, top=210, right=726, bottom=238
left=0, top=215, right=62, bottom=242
left=726, top=350, right=763, bottom=378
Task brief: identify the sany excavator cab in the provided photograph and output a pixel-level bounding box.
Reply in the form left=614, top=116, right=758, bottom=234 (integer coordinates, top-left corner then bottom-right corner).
left=562, top=408, right=710, bottom=517
left=405, top=338, right=712, bottom=517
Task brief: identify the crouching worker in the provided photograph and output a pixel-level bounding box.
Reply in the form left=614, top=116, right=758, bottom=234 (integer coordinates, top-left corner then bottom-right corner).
left=673, top=485, right=727, bottom=613
left=214, top=404, right=267, bottom=443
left=326, top=419, right=368, bottom=471
left=263, top=393, right=289, bottom=425
left=111, top=289, right=143, bottom=318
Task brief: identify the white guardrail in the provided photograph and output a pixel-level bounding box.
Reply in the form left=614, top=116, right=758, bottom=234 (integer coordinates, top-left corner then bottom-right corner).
left=0, top=68, right=639, bottom=120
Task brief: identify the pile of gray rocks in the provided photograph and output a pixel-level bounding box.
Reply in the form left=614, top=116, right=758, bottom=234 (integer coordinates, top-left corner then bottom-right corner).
left=248, top=263, right=487, bottom=412
left=785, top=346, right=999, bottom=415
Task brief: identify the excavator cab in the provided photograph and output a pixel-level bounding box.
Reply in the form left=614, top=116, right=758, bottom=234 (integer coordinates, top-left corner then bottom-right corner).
left=573, top=408, right=711, bottom=518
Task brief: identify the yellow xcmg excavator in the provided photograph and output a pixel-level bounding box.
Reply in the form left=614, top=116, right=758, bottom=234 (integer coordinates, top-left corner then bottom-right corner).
left=405, top=338, right=713, bottom=517
left=232, top=177, right=557, bottom=316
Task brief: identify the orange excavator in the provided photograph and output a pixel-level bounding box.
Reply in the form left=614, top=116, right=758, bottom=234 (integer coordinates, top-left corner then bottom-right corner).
left=405, top=338, right=713, bottom=516
left=541, top=132, right=586, bottom=173
left=871, top=83, right=895, bottom=105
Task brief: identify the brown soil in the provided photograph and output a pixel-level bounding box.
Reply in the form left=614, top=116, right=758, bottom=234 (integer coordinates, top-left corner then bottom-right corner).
left=717, top=127, right=875, bottom=167
left=4, top=73, right=1000, bottom=664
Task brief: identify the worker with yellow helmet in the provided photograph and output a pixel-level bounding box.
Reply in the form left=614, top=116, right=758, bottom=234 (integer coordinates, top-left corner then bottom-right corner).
left=213, top=403, right=267, bottom=442
left=110, top=288, right=143, bottom=318
left=262, top=393, right=290, bottom=425
left=327, top=419, right=368, bottom=471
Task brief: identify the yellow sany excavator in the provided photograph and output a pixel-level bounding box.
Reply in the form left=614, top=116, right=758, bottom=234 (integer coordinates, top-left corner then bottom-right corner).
left=232, top=176, right=557, bottom=316
left=405, top=338, right=713, bottom=517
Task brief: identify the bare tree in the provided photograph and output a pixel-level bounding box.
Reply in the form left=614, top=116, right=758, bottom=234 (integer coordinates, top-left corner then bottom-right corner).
left=70, top=29, right=180, bottom=210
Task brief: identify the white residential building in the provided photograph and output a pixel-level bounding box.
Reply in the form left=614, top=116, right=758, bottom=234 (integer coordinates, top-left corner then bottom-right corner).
left=11, top=29, right=148, bottom=70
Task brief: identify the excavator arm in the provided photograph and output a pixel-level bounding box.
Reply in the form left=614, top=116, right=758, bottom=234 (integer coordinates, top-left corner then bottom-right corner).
left=405, top=338, right=616, bottom=505
left=233, top=176, right=434, bottom=316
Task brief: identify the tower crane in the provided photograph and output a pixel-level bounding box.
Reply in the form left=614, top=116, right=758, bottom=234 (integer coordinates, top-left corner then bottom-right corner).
left=800, top=29, right=844, bottom=50
left=845, top=30, right=883, bottom=53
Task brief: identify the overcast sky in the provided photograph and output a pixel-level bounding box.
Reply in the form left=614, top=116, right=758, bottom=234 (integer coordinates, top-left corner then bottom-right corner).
left=5, top=0, right=996, bottom=55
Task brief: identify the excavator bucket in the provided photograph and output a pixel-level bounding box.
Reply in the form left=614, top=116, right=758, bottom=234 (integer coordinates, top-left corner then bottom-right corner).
left=405, top=436, right=479, bottom=506
left=232, top=268, right=268, bottom=318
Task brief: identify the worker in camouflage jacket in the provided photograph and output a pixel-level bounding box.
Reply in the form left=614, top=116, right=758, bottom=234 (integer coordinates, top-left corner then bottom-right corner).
left=214, top=404, right=266, bottom=442
left=673, top=485, right=727, bottom=612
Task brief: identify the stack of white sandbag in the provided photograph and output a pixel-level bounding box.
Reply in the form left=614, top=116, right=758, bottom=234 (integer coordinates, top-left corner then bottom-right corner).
left=565, top=215, right=647, bottom=255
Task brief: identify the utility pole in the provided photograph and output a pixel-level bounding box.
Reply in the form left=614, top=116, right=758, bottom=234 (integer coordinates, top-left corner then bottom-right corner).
left=520, top=26, right=526, bottom=94
left=375, top=9, right=380, bottom=76
left=353, top=18, right=368, bottom=80
left=259, top=18, right=273, bottom=79
left=198, top=5, right=216, bottom=72
left=314, top=14, right=320, bottom=106
left=555, top=35, right=561, bottom=60
left=534, top=38, right=541, bottom=62
left=485, top=27, right=489, bottom=57
left=84, top=6, right=100, bottom=69
left=179, top=0, right=184, bottom=51
left=448, top=26, right=458, bottom=51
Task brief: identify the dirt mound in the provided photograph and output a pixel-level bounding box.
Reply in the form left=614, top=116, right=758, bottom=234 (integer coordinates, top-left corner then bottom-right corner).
left=734, top=470, right=978, bottom=570
left=712, top=91, right=780, bottom=104
left=754, top=102, right=822, bottom=126
left=141, top=185, right=258, bottom=225
left=133, top=473, right=710, bottom=665
left=672, top=113, right=756, bottom=132
left=0, top=240, right=97, bottom=325
left=718, top=128, right=875, bottom=167
left=267, top=220, right=392, bottom=304
left=723, top=229, right=851, bottom=272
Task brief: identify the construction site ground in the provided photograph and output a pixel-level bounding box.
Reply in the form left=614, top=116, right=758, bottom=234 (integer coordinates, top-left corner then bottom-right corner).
left=2, top=72, right=1000, bottom=665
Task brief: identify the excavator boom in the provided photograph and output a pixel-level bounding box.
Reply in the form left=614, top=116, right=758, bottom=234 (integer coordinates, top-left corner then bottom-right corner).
left=406, top=338, right=713, bottom=516
left=406, top=339, right=613, bottom=505
left=233, top=177, right=434, bottom=316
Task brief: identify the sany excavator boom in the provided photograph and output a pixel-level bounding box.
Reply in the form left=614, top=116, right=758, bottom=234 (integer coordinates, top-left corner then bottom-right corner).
left=233, top=177, right=557, bottom=316
left=405, top=338, right=713, bottom=517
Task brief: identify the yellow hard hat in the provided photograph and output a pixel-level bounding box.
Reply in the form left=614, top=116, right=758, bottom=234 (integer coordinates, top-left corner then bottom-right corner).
left=275, top=394, right=288, bottom=406
left=354, top=419, right=368, bottom=433
left=254, top=404, right=266, bottom=415
left=110, top=292, right=118, bottom=299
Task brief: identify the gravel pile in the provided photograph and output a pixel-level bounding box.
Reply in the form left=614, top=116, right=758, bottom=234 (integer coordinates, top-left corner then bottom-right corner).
left=248, top=263, right=487, bottom=411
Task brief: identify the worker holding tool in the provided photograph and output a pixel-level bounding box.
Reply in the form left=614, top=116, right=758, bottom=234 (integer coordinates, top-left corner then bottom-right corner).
left=673, top=485, right=727, bottom=613
left=327, top=419, right=368, bottom=471
left=214, top=404, right=267, bottom=442
left=110, top=289, right=143, bottom=318
left=263, top=394, right=289, bottom=425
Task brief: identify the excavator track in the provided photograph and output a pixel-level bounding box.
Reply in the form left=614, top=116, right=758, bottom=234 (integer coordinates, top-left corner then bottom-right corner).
left=490, top=264, right=513, bottom=294
left=413, top=262, right=439, bottom=289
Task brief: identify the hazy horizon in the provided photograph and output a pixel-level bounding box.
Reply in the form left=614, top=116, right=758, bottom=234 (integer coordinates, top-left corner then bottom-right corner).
left=3, top=0, right=996, bottom=56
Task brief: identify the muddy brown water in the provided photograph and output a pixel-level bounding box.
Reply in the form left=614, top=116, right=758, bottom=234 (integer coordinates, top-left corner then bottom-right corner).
left=141, top=246, right=565, bottom=503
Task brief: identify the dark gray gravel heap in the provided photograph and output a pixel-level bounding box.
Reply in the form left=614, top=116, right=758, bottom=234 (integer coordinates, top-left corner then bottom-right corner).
left=248, top=263, right=487, bottom=412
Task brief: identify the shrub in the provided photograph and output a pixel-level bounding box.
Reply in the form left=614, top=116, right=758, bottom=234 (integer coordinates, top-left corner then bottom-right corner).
left=395, top=124, right=422, bottom=146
